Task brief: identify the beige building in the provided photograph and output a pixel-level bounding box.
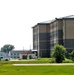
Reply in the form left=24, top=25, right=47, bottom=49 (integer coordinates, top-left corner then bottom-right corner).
left=33, top=15, right=74, bottom=57
left=32, top=22, right=50, bottom=57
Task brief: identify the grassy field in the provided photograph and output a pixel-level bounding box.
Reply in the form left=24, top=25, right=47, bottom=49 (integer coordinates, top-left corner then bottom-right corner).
left=0, top=58, right=51, bottom=64
left=0, top=58, right=74, bottom=75
left=0, top=58, right=72, bottom=64
left=0, top=64, right=74, bottom=75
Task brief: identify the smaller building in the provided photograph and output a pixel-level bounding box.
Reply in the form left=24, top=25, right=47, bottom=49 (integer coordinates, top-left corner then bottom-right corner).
left=9, top=50, right=37, bottom=59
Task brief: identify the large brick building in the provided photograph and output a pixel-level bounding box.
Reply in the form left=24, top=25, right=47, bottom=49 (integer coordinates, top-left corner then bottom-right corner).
left=32, top=15, right=74, bottom=57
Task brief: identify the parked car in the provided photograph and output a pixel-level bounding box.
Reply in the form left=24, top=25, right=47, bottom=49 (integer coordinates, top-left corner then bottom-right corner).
left=0, top=52, right=10, bottom=61
left=0, top=57, right=10, bottom=61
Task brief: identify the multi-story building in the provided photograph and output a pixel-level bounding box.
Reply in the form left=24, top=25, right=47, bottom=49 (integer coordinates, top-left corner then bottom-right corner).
left=32, top=22, right=50, bottom=57
left=50, top=15, right=74, bottom=54
left=33, top=15, right=74, bottom=57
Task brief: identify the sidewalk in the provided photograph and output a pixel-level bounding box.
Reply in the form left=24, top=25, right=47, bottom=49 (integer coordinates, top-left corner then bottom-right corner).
left=13, top=63, right=74, bottom=66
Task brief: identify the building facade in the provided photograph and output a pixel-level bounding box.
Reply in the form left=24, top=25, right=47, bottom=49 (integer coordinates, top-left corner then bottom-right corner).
left=32, top=22, right=50, bottom=57
left=33, top=15, right=74, bottom=57
left=9, top=50, right=37, bottom=59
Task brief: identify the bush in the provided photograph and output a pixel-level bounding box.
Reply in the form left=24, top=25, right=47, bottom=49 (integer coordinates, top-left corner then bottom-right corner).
left=63, top=58, right=73, bottom=63
left=50, top=58, right=55, bottom=63
left=37, top=57, right=41, bottom=60
left=52, top=44, right=66, bottom=63
left=69, top=50, right=74, bottom=61
left=29, top=55, right=32, bottom=59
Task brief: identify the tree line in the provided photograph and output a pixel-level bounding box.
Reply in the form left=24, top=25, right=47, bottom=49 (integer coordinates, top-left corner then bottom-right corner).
left=1, top=44, right=15, bottom=53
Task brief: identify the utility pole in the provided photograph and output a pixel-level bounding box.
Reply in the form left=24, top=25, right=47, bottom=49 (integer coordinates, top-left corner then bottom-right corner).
left=23, top=46, right=24, bottom=51
left=30, top=45, right=31, bottom=51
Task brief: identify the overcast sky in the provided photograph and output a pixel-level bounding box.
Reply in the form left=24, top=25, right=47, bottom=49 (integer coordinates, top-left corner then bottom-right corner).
left=0, top=0, right=74, bottom=50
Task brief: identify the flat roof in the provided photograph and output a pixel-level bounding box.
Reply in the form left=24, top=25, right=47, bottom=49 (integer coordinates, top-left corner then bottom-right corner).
left=56, top=15, right=74, bottom=19
left=32, top=15, right=74, bottom=28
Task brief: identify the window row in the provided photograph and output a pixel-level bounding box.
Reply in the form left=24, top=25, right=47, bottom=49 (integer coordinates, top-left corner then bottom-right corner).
left=11, top=53, right=19, bottom=55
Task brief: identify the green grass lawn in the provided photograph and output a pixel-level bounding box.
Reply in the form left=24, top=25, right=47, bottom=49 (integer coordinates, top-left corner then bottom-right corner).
left=0, top=58, right=51, bottom=64
left=0, top=58, right=74, bottom=75
left=0, top=64, right=74, bottom=75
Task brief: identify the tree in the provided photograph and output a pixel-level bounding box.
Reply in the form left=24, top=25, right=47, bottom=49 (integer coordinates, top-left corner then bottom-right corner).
left=69, top=50, right=74, bottom=61
left=1, top=44, right=15, bottom=53
left=52, top=44, right=66, bottom=63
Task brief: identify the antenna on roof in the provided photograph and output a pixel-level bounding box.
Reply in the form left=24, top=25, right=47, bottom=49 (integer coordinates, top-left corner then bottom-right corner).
left=30, top=45, right=31, bottom=51
left=23, top=46, right=24, bottom=51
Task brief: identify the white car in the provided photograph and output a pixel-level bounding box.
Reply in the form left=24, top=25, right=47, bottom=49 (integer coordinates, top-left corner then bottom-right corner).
left=0, top=57, right=10, bottom=61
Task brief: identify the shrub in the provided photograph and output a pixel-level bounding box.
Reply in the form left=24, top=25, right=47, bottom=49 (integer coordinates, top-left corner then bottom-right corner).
left=50, top=58, right=55, bottom=63
left=63, top=58, right=73, bottom=63
left=69, top=50, right=74, bottom=61
left=52, top=44, right=66, bottom=63
left=29, top=55, right=32, bottom=59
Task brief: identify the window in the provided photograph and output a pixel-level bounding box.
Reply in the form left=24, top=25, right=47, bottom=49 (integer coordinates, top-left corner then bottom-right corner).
left=1, top=54, right=3, bottom=56
left=17, top=53, right=19, bottom=55
left=11, top=56, right=13, bottom=58
left=11, top=53, right=13, bottom=55
left=14, top=53, right=16, bottom=55
left=1, top=57, right=3, bottom=59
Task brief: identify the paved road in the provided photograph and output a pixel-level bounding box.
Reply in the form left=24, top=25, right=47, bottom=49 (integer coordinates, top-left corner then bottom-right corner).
left=13, top=63, right=74, bottom=66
